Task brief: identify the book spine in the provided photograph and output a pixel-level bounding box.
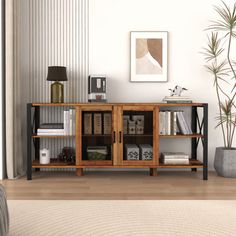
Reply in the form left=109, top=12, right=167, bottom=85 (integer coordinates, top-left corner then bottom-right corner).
left=64, top=111, right=69, bottom=135
left=165, top=111, right=171, bottom=135
left=166, top=100, right=192, bottom=103
left=73, top=109, right=76, bottom=135
left=159, top=112, right=164, bottom=134
left=37, top=129, right=64, bottom=133
left=176, top=111, right=188, bottom=134
left=171, top=111, right=177, bottom=135
left=37, top=132, right=65, bottom=136
left=162, top=155, right=189, bottom=159
left=69, top=109, right=73, bottom=135
left=179, top=111, right=191, bottom=134
left=182, top=112, right=193, bottom=134
left=160, top=112, right=166, bottom=135
left=163, top=159, right=190, bottom=165
left=84, top=114, right=92, bottom=134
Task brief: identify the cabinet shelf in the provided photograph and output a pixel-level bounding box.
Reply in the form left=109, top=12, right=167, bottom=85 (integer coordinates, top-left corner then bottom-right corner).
left=32, top=160, right=76, bottom=168
left=159, top=159, right=203, bottom=168
left=32, top=134, right=75, bottom=138
left=124, top=134, right=153, bottom=137
left=82, top=134, right=111, bottom=137
left=159, top=134, right=203, bottom=138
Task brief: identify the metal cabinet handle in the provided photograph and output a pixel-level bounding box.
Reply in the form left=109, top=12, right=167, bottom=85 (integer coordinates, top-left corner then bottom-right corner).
left=119, top=131, right=122, bottom=143
left=113, top=131, right=116, bottom=143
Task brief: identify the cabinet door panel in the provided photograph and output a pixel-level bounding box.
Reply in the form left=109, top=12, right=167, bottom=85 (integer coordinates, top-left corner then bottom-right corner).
left=118, top=105, right=159, bottom=166
left=77, top=105, right=116, bottom=166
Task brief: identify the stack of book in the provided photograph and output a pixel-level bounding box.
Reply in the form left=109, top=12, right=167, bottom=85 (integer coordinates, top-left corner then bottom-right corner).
left=37, top=123, right=64, bottom=136
left=160, top=152, right=190, bottom=165
left=163, top=96, right=192, bottom=103
left=159, top=110, right=192, bottom=135
left=37, top=108, right=76, bottom=136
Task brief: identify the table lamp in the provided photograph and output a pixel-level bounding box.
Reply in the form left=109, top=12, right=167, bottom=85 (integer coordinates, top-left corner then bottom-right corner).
left=47, top=66, right=68, bottom=103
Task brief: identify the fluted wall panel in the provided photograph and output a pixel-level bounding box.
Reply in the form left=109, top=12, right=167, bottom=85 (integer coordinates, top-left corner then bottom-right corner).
left=28, top=0, right=89, bottom=103
left=14, top=0, right=89, bottom=169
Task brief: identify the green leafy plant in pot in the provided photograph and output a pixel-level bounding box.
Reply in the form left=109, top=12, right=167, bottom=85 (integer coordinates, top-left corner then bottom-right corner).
left=203, top=1, right=236, bottom=177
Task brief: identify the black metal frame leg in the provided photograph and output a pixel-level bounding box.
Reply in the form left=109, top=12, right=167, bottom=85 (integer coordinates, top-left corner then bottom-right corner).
left=203, top=104, right=208, bottom=180
left=27, top=103, right=32, bottom=180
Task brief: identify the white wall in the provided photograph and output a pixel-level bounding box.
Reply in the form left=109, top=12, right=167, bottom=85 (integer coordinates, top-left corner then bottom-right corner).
left=89, top=0, right=232, bottom=169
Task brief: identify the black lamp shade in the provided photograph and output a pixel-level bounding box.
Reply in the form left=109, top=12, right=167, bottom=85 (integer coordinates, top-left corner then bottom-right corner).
left=47, top=66, right=68, bottom=81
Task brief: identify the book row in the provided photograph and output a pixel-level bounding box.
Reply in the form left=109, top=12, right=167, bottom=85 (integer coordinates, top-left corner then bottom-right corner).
left=83, top=113, right=112, bottom=135
left=159, top=111, right=192, bottom=135
left=37, top=109, right=76, bottom=136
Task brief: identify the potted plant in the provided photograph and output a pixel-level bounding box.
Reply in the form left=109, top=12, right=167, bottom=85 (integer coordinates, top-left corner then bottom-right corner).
left=203, top=1, right=236, bottom=177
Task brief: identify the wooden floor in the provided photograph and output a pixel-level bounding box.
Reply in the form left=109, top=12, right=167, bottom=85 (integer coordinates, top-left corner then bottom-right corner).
left=1, top=170, right=236, bottom=200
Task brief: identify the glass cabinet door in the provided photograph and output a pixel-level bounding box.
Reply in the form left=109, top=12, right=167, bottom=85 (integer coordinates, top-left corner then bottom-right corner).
left=77, top=105, right=115, bottom=166
left=118, top=105, right=158, bottom=166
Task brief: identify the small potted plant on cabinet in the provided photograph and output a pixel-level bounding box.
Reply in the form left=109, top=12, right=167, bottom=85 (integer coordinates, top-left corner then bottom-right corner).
left=203, top=1, right=236, bottom=177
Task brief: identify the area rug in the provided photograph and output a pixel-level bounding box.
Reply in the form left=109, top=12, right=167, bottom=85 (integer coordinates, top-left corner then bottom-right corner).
left=7, top=200, right=236, bottom=236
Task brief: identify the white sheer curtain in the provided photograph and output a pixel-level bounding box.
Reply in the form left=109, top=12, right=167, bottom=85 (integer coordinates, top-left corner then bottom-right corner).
left=5, top=0, right=26, bottom=179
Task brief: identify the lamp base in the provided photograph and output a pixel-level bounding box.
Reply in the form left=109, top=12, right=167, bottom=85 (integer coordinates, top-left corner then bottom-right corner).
left=51, top=81, right=64, bottom=103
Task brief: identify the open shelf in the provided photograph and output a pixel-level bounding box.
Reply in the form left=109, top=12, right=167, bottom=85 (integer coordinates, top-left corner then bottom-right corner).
left=159, top=134, right=204, bottom=138
left=80, top=160, right=113, bottom=166
left=32, top=134, right=75, bottom=138
left=32, top=159, right=76, bottom=168
left=158, top=159, right=203, bottom=168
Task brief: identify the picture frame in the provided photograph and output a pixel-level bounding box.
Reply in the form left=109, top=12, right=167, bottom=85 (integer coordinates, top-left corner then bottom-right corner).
left=130, top=31, right=168, bottom=82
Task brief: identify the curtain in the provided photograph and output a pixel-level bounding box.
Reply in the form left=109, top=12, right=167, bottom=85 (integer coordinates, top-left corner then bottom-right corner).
left=5, top=0, right=25, bottom=179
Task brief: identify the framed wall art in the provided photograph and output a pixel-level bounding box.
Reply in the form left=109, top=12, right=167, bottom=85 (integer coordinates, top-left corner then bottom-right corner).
left=130, top=31, right=168, bottom=82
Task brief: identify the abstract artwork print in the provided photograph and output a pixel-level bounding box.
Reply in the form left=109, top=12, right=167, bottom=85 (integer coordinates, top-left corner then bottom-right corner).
left=131, top=32, right=168, bottom=82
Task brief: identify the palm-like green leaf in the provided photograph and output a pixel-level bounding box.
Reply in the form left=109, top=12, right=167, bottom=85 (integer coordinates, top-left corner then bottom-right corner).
left=215, top=117, right=236, bottom=128
left=202, top=32, right=224, bottom=61
left=215, top=100, right=236, bottom=128
left=221, top=100, right=233, bottom=115
left=205, top=60, right=228, bottom=77
left=207, top=2, right=236, bottom=37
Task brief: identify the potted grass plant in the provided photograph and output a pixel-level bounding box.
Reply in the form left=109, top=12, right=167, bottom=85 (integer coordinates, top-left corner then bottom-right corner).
left=203, top=1, right=236, bottom=177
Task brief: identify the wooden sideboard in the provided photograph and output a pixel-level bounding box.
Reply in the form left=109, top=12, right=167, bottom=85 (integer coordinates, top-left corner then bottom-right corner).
left=27, top=103, right=208, bottom=180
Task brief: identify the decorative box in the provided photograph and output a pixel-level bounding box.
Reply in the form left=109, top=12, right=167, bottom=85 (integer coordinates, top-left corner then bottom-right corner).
left=94, top=113, right=102, bottom=134
left=139, top=144, right=153, bottom=160
left=123, top=115, right=130, bottom=134
left=132, top=115, right=144, bottom=124
left=103, top=113, right=112, bottom=134
left=128, top=120, right=136, bottom=134
left=83, top=113, right=92, bottom=134
left=125, top=144, right=140, bottom=160
left=87, top=146, right=108, bottom=160
left=123, top=115, right=130, bottom=121
left=136, top=124, right=144, bottom=134
left=123, top=119, right=128, bottom=134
